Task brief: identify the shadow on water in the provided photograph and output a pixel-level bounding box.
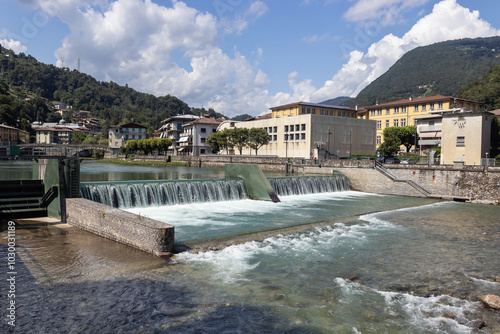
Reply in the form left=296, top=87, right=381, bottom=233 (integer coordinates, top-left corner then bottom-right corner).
left=0, top=245, right=324, bottom=334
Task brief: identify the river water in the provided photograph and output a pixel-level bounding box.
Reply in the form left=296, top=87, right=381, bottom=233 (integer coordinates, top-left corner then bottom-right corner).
left=1, top=161, right=499, bottom=333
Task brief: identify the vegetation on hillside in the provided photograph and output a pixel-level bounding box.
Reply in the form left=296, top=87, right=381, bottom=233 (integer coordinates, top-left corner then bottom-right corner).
left=0, top=45, right=192, bottom=133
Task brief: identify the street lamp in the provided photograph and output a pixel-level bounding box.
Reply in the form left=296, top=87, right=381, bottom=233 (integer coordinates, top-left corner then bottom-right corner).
left=349, top=129, right=352, bottom=158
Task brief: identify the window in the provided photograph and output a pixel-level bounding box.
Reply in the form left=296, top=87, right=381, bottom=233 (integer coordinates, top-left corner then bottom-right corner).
left=330, top=110, right=334, bottom=116
left=421, top=104, right=427, bottom=111
left=429, top=121, right=435, bottom=126
left=376, top=136, right=381, bottom=145
left=301, top=124, right=306, bottom=131
left=370, top=110, right=375, bottom=116
left=301, top=133, right=305, bottom=140
left=200, top=149, right=206, bottom=154
left=401, top=118, right=406, bottom=126
left=201, top=128, right=206, bottom=133
left=295, top=124, right=300, bottom=131
left=320, top=109, right=324, bottom=115
left=377, top=109, right=382, bottom=115
left=456, top=136, right=465, bottom=147
left=289, top=125, right=294, bottom=132
left=295, top=133, right=299, bottom=140
left=284, top=134, right=288, bottom=141
left=438, top=102, right=443, bottom=109
left=376, top=120, right=382, bottom=129
left=273, top=126, right=277, bottom=132
left=312, top=108, right=316, bottom=114
left=284, top=125, right=289, bottom=132
left=413, top=105, right=418, bottom=112
left=386, top=108, right=390, bottom=115
left=132, top=135, right=135, bottom=139
left=393, top=119, right=399, bottom=127
left=430, top=103, right=435, bottom=111
left=302, top=107, right=306, bottom=114
left=402, top=106, right=407, bottom=113
left=385, top=120, right=390, bottom=128
left=394, top=107, right=399, bottom=114
left=273, top=135, right=277, bottom=141
left=201, top=138, right=206, bottom=143
left=342, top=111, right=346, bottom=117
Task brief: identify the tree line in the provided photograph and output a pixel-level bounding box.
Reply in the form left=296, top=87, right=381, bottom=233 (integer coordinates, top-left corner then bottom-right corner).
left=123, top=138, right=172, bottom=155
left=207, top=128, right=270, bottom=155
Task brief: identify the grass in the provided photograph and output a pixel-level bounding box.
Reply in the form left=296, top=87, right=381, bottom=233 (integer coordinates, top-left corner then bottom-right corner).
left=93, top=158, right=187, bottom=167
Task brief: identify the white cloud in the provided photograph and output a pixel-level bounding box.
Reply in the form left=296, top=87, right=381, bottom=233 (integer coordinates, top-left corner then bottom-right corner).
left=0, top=38, right=28, bottom=53
left=221, top=0, right=269, bottom=35
left=292, top=0, right=500, bottom=103
left=344, top=0, right=430, bottom=26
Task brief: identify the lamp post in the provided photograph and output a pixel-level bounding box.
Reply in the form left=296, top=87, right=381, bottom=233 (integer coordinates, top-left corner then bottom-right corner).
left=349, top=129, right=352, bottom=158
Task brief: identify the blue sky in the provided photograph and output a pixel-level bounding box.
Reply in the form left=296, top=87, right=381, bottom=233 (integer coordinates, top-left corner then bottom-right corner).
left=1, top=0, right=500, bottom=117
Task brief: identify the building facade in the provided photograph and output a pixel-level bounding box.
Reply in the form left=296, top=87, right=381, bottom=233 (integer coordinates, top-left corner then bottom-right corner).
left=35, top=127, right=78, bottom=144
left=178, top=118, right=223, bottom=156
left=218, top=113, right=376, bottom=158
left=359, top=95, right=482, bottom=151
left=159, top=115, right=200, bottom=154
left=440, top=111, right=492, bottom=165
left=0, top=124, right=30, bottom=145
left=271, top=101, right=358, bottom=119
left=108, top=122, right=147, bottom=154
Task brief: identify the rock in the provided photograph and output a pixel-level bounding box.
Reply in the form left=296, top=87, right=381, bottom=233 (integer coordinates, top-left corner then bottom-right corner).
left=479, top=295, right=500, bottom=310
left=346, top=275, right=358, bottom=281
left=467, top=320, right=485, bottom=329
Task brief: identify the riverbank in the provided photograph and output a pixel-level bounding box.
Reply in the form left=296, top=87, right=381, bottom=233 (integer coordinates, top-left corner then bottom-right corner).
left=94, top=158, right=187, bottom=167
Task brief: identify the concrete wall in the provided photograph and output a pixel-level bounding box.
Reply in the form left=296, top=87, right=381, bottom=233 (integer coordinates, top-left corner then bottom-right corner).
left=66, top=198, right=174, bottom=256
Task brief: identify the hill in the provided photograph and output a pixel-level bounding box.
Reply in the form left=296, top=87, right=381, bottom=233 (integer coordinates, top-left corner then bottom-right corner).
left=319, top=96, right=352, bottom=106
left=0, top=45, right=192, bottom=132
left=456, top=64, right=500, bottom=110
left=333, top=36, right=500, bottom=108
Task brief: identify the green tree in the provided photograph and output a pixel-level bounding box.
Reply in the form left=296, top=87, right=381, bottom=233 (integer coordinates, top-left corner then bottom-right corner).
left=247, top=128, right=270, bottom=155
left=206, top=131, right=222, bottom=154
left=397, top=125, right=417, bottom=153
left=157, top=138, right=172, bottom=155
left=82, top=134, right=98, bottom=145
left=228, top=127, right=249, bottom=155
left=73, top=131, right=86, bottom=144
left=125, top=140, right=137, bottom=154
left=379, top=127, right=402, bottom=156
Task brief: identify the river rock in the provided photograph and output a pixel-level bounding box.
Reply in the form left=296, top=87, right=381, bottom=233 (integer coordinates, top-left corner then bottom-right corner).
left=479, top=295, right=500, bottom=309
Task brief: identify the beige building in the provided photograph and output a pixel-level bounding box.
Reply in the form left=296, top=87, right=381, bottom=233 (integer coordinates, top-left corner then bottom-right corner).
left=440, top=111, right=492, bottom=165
left=0, top=124, right=29, bottom=145
left=218, top=113, right=376, bottom=158
left=35, top=127, right=77, bottom=144
left=179, top=118, right=223, bottom=156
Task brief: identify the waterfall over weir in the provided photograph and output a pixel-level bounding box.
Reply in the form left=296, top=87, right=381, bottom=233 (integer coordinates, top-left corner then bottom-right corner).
left=268, top=176, right=350, bottom=196
left=80, top=175, right=350, bottom=209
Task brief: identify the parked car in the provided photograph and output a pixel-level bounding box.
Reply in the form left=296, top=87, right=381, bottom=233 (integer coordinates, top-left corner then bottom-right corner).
left=385, top=157, right=400, bottom=164
left=362, top=157, right=375, bottom=160
left=400, top=158, right=416, bottom=165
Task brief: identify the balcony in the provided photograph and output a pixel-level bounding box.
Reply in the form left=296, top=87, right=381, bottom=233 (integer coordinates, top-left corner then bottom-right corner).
left=419, top=139, right=441, bottom=146
left=418, top=124, right=442, bottom=132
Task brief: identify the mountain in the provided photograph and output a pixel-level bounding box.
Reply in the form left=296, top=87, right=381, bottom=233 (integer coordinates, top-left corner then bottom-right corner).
left=319, top=96, right=352, bottom=106
left=0, top=45, right=191, bottom=131
left=456, top=64, right=500, bottom=110
left=328, top=36, right=500, bottom=108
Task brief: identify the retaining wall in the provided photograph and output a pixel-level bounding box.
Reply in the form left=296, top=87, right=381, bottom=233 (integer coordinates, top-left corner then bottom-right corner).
left=66, top=198, right=174, bottom=256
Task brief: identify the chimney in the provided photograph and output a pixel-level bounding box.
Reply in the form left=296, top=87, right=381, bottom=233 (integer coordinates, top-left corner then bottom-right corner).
left=409, top=96, right=413, bottom=101
left=355, top=105, right=358, bottom=111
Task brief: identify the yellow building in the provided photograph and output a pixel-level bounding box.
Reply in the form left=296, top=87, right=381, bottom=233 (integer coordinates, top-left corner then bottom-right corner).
left=271, top=102, right=358, bottom=119
left=358, top=95, right=482, bottom=149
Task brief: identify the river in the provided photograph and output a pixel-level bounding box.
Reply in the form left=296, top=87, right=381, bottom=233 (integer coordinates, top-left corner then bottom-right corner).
left=1, top=160, right=499, bottom=333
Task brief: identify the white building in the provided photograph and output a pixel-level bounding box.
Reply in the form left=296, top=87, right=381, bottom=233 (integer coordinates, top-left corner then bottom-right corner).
left=178, top=118, right=223, bottom=156
left=159, top=115, right=200, bottom=155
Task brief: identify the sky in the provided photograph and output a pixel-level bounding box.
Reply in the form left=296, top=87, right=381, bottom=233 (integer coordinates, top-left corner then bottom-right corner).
left=1, top=0, right=500, bottom=118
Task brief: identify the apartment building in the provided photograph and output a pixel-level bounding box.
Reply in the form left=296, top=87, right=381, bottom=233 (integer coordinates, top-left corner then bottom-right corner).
left=178, top=118, right=223, bottom=156
left=108, top=122, right=147, bottom=154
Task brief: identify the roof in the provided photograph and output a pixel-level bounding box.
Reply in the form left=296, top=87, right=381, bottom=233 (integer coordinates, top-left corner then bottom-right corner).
left=270, top=101, right=355, bottom=111
left=184, top=118, right=224, bottom=127
left=35, top=127, right=75, bottom=132
left=490, top=109, right=500, bottom=116
left=110, top=122, right=147, bottom=129
left=364, top=95, right=481, bottom=109
left=162, top=114, right=200, bottom=123
left=256, top=113, right=272, bottom=120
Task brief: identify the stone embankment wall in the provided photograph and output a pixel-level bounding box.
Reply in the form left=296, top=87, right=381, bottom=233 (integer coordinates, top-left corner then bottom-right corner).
left=66, top=198, right=174, bottom=256
left=102, top=155, right=499, bottom=203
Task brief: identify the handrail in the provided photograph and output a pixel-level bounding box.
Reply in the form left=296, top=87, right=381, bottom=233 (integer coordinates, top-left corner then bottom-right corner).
left=39, top=186, right=58, bottom=207
left=374, top=163, right=431, bottom=196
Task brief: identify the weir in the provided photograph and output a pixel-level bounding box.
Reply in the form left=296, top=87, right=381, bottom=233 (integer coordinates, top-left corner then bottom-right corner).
left=80, top=175, right=350, bottom=209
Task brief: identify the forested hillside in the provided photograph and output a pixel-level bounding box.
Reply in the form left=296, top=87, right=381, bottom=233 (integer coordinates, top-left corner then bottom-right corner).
left=0, top=45, right=192, bottom=132
left=337, top=36, right=500, bottom=108
left=456, top=64, right=500, bottom=110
